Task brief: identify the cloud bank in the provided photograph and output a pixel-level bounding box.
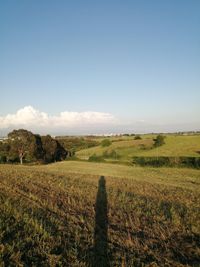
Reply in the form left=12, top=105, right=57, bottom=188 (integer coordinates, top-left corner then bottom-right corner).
left=0, top=106, right=199, bottom=136
left=0, top=106, right=116, bottom=133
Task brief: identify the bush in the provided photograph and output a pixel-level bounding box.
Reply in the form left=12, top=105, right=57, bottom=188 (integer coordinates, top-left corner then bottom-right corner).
left=132, top=156, right=200, bottom=169
left=88, top=154, right=105, bottom=162
left=102, top=150, right=120, bottom=159
left=154, top=135, right=165, bottom=147
left=0, top=155, right=7, bottom=163
left=101, top=139, right=112, bottom=147
left=57, top=137, right=98, bottom=151
left=134, top=135, right=142, bottom=140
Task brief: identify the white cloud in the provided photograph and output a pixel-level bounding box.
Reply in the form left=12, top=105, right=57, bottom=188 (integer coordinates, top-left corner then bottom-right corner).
left=0, top=106, right=116, bottom=131
left=1, top=106, right=199, bottom=135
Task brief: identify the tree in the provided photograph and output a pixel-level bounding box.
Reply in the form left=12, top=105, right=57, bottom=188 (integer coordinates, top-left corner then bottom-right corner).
left=0, top=155, right=7, bottom=163
left=154, top=135, right=165, bottom=147
left=3, top=129, right=68, bottom=164
left=41, top=135, right=67, bottom=163
left=101, top=139, right=112, bottom=147
left=134, top=135, right=142, bottom=140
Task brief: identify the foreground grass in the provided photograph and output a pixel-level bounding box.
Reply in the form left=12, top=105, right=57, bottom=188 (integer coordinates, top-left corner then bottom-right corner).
left=0, top=162, right=200, bottom=266
left=43, top=161, right=200, bottom=189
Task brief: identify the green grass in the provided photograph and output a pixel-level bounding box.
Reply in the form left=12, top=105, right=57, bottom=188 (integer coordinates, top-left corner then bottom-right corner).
left=76, top=138, right=153, bottom=160
left=138, top=135, right=200, bottom=157
left=76, top=135, right=200, bottom=161
left=0, top=161, right=200, bottom=266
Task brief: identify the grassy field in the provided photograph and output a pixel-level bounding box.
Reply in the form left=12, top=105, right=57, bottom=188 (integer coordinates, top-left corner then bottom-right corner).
left=76, top=135, right=200, bottom=160
left=0, top=161, right=200, bottom=266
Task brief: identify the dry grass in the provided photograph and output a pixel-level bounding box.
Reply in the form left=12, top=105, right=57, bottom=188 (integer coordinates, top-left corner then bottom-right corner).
left=0, top=162, right=200, bottom=266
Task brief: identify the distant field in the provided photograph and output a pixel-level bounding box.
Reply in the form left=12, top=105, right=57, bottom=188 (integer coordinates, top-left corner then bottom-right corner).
left=76, top=135, right=200, bottom=160
left=0, top=161, right=200, bottom=266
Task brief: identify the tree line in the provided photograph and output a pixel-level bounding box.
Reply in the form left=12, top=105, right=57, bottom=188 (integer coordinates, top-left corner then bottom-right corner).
left=0, top=129, right=69, bottom=164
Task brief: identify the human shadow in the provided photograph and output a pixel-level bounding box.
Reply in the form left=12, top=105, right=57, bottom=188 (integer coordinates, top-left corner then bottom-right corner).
left=92, top=176, right=109, bottom=267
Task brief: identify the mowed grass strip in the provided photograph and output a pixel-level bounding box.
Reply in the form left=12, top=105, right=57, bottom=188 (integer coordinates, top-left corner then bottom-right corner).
left=0, top=163, right=200, bottom=266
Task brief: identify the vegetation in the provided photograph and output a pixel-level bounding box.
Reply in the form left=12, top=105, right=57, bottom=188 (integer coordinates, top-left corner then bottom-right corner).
left=153, top=134, right=165, bottom=147
left=102, top=150, right=120, bottom=160
left=0, top=162, right=200, bottom=266
left=0, top=129, right=68, bottom=164
left=76, top=138, right=153, bottom=161
left=88, top=150, right=120, bottom=162
left=56, top=136, right=99, bottom=155
left=101, top=139, right=112, bottom=147
left=133, top=156, right=200, bottom=168
left=0, top=155, right=7, bottom=164
left=134, top=135, right=142, bottom=140
left=1, top=131, right=200, bottom=265
left=88, top=154, right=105, bottom=162
left=76, top=134, right=200, bottom=162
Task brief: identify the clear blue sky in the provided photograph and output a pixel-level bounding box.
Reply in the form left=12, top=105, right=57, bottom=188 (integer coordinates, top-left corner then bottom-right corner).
left=0, top=0, right=200, bottom=133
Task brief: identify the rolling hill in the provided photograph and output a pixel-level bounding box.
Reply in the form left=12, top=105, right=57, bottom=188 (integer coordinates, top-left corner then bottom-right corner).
left=76, top=134, right=200, bottom=161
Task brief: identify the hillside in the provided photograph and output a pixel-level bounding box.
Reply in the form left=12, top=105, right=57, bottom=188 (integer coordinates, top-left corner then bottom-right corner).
left=0, top=162, right=200, bottom=266
left=76, top=134, right=200, bottom=161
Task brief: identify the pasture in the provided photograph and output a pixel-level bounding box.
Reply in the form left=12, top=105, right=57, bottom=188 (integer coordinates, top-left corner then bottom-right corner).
left=76, top=135, right=200, bottom=161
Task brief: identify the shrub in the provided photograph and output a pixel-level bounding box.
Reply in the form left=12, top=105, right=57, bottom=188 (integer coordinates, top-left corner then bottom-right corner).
left=102, top=150, right=120, bottom=159
left=154, top=135, right=165, bottom=147
left=134, top=135, right=142, bottom=140
left=132, top=156, right=200, bottom=169
left=88, top=154, right=105, bottom=162
left=57, top=137, right=98, bottom=151
left=101, top=139, right=112, bottom=147
left=0, top=155, right=7, bottom=163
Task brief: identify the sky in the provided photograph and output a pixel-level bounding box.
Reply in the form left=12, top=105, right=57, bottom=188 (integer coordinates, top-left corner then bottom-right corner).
left=0, top=0, right=200, bottom=135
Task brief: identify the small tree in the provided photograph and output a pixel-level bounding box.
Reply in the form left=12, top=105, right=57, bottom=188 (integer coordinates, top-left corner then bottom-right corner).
left=101, top=139, right=112, bottom=147
left=154, top=135, right=165, bottom=147
left=134, top=135, right=142, bottom=140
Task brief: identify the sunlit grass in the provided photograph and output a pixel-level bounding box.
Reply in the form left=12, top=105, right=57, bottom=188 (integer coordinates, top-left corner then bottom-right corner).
left=76, top=135, right=200, bottom=160
left=0, top=162, right=200, bottom=266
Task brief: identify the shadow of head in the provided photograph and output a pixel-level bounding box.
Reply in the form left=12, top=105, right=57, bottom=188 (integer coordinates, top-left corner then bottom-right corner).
left=99, top=175, right=106, bottom=187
